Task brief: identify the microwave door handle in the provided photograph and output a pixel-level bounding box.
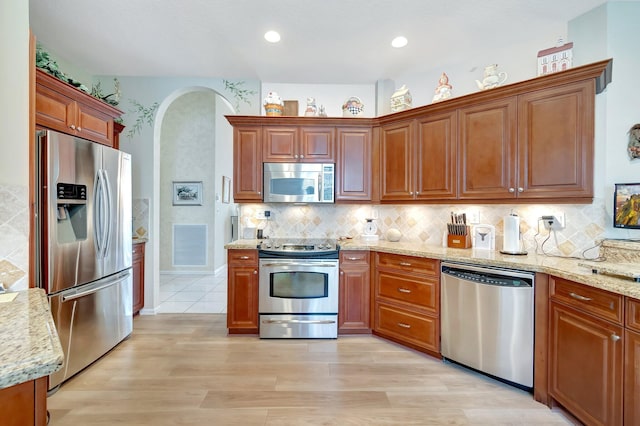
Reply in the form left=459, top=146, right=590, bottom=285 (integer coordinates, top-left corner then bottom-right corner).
left=318, top=173, right=322, bottom=202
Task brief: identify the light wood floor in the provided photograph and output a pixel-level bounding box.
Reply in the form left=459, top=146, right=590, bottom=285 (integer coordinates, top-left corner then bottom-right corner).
left=47, top=314, right=575, bottom=425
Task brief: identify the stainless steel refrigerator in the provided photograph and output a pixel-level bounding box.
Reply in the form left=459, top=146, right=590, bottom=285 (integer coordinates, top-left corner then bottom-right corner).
left=36, top=129, right=133, bottom=391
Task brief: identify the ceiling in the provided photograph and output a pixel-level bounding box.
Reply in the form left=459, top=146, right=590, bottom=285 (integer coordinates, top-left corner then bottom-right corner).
left=29, top=0, right=613, bottom=84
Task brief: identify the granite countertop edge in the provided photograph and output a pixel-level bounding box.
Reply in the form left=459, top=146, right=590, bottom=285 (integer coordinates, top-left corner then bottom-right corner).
left=0, top=288, right=64, bottom=390
left=224, top=239, right=640, bottom=299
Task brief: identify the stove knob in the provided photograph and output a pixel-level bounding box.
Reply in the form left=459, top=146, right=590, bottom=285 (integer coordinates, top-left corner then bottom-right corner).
left=274, top=243, right=280, bottom=248
left=264, top=242, right=271, bottom=249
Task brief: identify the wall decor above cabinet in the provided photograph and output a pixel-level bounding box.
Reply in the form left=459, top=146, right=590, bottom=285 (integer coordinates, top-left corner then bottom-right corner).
left=227, top=59, right=612, bottom=205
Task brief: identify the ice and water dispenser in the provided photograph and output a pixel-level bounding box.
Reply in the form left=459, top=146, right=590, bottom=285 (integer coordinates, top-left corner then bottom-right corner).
left=56, top=183, right=88, bottom=242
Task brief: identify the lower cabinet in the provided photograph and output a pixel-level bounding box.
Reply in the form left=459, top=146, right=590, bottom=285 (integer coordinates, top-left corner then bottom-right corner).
left=132, top=241, right=146, bottom=315
left=227, top=249, right=259, bottom=334
left=548, top=277, right=624, bottom=426
left=372, top=252, right=440, bottom=356
left=625, top=298, right=640, bottom=425
left=0, top=376, right=47, bottom=426
left=338, top=251, right=370, bottom=334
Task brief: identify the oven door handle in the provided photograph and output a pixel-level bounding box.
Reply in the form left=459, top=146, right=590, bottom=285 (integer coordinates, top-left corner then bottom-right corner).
left=262, top=319, right=336, bottom=325
left=260, top=262, right=337, bottom=268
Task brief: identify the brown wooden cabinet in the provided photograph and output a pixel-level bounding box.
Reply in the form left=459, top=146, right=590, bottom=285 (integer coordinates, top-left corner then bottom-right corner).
left=548, top=277, right=624, bottom=426
left=35, top=69, right=122, bottom=147
left=380, top=121, right=414, bottom=201
left=233, top=126, right=263, bottom=202
left=625, top=298, right=640, bottom=425
left=227, top=249, right=259, bottom=334
left=335, top=127, right=374, bottom=201
left=0, top=376, right=47, bottom=426
left=263, top=126, right=334, bottom=162
left=373, top=252, right=440, bottom=355
left=132, top=241, right=145, bottom=316
left=338, top=251, right=371, bottom=334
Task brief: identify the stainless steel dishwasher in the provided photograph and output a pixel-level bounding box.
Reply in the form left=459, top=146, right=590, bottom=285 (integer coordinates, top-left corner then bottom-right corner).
left=440, top=262, right=535, bottom=390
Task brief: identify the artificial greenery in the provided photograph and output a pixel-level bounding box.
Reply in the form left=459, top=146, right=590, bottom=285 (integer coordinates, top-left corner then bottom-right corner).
left=223, top=80, right=257, bottom=111
left=126, top=100, right=159, bottom=139
left=90, top=79, right=121, bottom=107
left=35, top=44, right=90, bottom=93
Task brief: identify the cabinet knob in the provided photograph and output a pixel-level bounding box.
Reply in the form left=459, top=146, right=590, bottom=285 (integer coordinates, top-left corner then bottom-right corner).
left=611, top=333, right=621, bottom=342
left=517, top=187, right=523, bottom=193
left=508, top=187, right=515, bottom=193
left=300, top=154, right=304, bottom=159
left=409, top=191, right=413, bottom=195
left=340, top=271, right=344, bottom=275
left=258, top=191, right=261, bottom=195
left=294, top=154, right=299, bottom=159
left=69, top=124, right=76, bottom=130
left=253, top=270, right=258, bottom=275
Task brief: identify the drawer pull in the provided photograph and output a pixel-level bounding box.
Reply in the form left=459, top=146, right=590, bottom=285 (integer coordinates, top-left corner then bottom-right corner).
left=397, top=288, right=411, bottom=294
left=399, top=262, right=412, bottom=267
left=347, top=257, right=359, bottom=261
left=611, top=333, right=621, bottom=342
left=239, top=256, right=250, bottom=260
left=569, top=292, right=592, bottom=302
left=397, top=322, right=411, bottom=329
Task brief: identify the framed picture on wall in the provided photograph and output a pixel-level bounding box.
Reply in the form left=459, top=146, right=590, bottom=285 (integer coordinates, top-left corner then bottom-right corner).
left=173, top=181, right=203, bottom=206
left=222, top=176, right=231, bottom=204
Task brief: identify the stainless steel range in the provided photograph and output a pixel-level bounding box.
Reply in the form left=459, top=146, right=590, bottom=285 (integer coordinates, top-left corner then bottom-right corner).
left=258, top=238, right=339, bottom=339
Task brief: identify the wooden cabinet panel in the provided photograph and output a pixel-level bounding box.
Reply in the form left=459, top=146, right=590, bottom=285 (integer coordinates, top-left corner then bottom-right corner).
left=76, top=104, right=114, bottom=146
left=550, top=276, right=623, bottom=324
left=376, top=272, right=438, bottom=312
left=263, top=126, right=334, bottom=162
left=35, top=82, right=76, bottom=133
left=375, top=303, right=439, bottom=353
left=459, top=97, right=517, bottom=199
left=339, top=251, right=371, bottom=334
left=0, top=376, right=47, bottom=426
left=549, top=301, right=623, bottom=426
left=132, top=242, right=145, bottom=315
left=375, top=252, right=438, bottom=276
left=233, top=127, right=262, bottom=202
left=263, top=127, right=298, bottom=161
left=415, top=111, right=457, bottom=200
left=300, top=126, right=335, bottom=161
left=380, top=121, right=413, bottom=201
left=625, top=329, right=640, bottom=425
left=335, top=127, right=373, bottom=201
left=627, top=298, right=640, bottom=332
left=227, top=250, right=259, bottom=333
left=517, top=81, right=594, bottom=199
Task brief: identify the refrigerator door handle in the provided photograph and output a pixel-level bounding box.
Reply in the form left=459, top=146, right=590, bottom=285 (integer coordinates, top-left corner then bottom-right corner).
left=94, top=169, right=111, bottom=259
left=101, top=169, right=113, bottom=256
left=61, top=270, right=131, bottom=302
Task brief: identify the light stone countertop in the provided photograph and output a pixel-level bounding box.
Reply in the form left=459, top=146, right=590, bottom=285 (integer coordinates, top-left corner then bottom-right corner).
left=225, top=238, right=640, bottom=300
left=0, top=288, right=64, bottom=389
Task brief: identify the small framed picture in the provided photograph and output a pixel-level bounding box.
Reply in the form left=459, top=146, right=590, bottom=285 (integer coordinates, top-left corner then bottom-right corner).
left=172, top=181, right=203, bottom=206
left=222, top=176, right=231, bottom=204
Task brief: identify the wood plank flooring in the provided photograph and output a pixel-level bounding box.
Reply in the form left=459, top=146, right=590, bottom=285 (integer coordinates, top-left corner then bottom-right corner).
left=47, top=314, right=575, bottom=425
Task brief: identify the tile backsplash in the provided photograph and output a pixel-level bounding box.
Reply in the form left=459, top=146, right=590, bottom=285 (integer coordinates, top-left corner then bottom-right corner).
left=133, top=198, right=150, bottom=240
left=240, top=199, right=609, bottom=258
left=0, top=184, right=28, bottom=291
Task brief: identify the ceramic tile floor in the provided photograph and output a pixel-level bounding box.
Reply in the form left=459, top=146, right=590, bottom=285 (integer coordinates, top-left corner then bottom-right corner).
left=157, top=272, right=227, bottom=314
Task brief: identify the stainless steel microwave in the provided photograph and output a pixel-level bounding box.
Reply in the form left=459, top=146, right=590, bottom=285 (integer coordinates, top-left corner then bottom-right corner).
left=263, top=162, right=334, bottom=203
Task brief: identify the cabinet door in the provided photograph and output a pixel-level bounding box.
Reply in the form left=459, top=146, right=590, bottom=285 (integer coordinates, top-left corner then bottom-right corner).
left=227, top=264, right=259, bottom=333
left=380, top=121, right=414, bottom=201
left=35, top=82, right=77, bottom=134
left=335, top=127, right=373, bottom=201
left=625, top=329, right=640, bottom=426
left=549, top=302, right=623, bottom=426
left=339, top=251, right=370, bottom=334
left=76, top=103, right=115, bottom=147
left=415, top=111, right=457, bottom=200
left=263, top=127, right=298, bottom=161
left=300, top=126, right=335, bottom=162
left=132, top=242, right=145, bottom=315
left=517, top=81, right=594, bottom=200
left=233, top=126, right=263, bottom=202
left=458, top=98, right=517, bottom=199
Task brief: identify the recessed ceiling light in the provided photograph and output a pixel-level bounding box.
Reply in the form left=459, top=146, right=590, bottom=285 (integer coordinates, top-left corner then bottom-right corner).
left=391, top=36, right=408, bottom=48
left=264, top=31, right=281, bottom=43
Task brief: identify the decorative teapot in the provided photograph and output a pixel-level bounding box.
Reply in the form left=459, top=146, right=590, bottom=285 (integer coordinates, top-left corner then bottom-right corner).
left=475, top=64, right=508, bottom=90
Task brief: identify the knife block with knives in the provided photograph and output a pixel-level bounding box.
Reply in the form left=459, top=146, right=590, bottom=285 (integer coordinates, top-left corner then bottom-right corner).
left=447, top=212, right=472, bottom=249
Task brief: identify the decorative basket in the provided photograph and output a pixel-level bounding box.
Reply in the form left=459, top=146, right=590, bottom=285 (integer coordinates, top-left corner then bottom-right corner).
left=264, top=103, right=284, bottom=116
left=342, top=96, right=364, bottom=117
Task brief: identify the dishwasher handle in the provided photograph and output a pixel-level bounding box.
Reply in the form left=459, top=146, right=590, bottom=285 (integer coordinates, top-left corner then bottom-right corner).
left=442, top=262, right=534, bottom=287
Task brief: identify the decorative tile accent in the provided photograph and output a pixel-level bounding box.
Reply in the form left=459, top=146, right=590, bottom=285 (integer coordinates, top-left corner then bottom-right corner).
left=0, top=184, right=28, bottom=291
left=132, top=198, right=150, bottom=239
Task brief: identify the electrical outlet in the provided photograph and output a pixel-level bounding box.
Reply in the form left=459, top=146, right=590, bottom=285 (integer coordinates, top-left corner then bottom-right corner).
left=467, top=209, right=480, bottom=224
left=541, top=213, right=565, bottom=231
left=255, top=211, right=266, bottom=220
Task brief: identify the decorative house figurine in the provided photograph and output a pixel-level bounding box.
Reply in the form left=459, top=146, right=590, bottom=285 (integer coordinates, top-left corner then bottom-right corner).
left=432, top=73, right=453, bottom=103
left=390, top=85, right=412, bottom=112
left=304, top=97, right=318, bottom=116
left=342, top=96, right=364, bottom=117
left=537, top=38, right=573, bottom=76
left=263, top=91, right=284, bottom=116
left=475, top=64, right=508, bottom=90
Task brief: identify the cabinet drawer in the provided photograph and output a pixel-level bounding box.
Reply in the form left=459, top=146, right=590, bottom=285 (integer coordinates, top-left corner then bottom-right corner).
left=132, top=242, right=145, bottom=257
left=340, top=250, right=369, bottom=265
left=228, top=249, right=258, bottom=265
left=375, top=303, right=438, bottom=352
left=627, top=298, right=640, bottom=332
left=550, top=277, right=623, bottom=324
left=377, top=271, right=437, bottom=311
left=375, top=252, right=438, bottom=275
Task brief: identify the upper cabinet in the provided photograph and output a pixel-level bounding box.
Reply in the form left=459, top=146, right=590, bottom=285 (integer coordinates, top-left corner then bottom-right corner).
left=263, top=125, right=334, bottom=162
left=35, top=69, right=123, bottom=148
left=226, top=59, right=611, bottom=204
left=233, top=126, right=263, bottom=202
